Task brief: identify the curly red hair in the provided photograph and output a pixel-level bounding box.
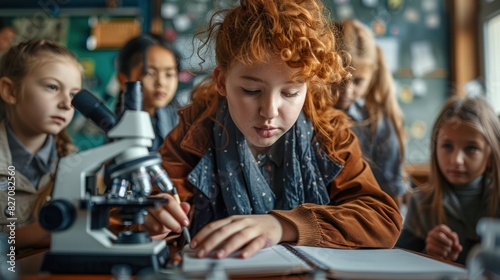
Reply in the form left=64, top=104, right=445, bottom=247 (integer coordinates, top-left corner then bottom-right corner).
left=192, top=0, right=352, bottom=162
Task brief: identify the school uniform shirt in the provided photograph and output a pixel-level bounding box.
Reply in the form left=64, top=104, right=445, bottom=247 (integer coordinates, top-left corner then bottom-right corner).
left=0, top=121, right=56, bottom=232
left=150, top=103, right=180, bottom=151
left=396, top=176, right=500, bottom=264
left=345, top=100, right=407, bottom=197
left=159, top=96, right=402, bottom=249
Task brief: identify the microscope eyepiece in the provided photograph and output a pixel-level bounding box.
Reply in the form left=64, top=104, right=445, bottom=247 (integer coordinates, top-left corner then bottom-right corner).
left=123, top=81, right=143, bottom=112
left=72, top=89, right=118, bottom=133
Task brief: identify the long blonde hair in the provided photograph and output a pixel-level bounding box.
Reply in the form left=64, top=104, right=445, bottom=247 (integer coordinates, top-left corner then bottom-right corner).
left=190, top=0, right=352, bottom=162
left=333, top=19, right=405, bottom=158
left=426, top=96, right=500, bottom=224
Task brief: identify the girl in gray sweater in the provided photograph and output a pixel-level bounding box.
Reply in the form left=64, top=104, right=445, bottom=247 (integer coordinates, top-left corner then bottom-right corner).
left=396, top=96, right=500, bottom=264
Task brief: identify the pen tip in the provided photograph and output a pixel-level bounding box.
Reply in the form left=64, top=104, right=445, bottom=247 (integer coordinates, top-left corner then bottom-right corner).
left=183, top=227, right=191, bottom=244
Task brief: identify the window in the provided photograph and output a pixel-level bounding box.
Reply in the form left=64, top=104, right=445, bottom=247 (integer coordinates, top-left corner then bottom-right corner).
left=481, top=0, right=500, bottom=114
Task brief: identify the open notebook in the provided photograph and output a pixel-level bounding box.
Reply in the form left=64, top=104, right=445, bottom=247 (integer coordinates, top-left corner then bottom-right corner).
left=181, top=244, right=468, bottom=279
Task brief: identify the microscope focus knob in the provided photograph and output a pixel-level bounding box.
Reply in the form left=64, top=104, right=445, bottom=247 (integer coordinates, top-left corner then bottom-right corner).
left=39, top=200, right=76, bottom=231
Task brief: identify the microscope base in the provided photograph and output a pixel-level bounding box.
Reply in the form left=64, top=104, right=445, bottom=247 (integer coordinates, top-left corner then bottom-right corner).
left=40, top=245, right=169, bottom=274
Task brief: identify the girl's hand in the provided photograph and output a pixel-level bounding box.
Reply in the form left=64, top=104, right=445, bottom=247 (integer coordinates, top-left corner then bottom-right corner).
left=425, top=224, right=463, bottom=261
left=189, top=214, right=296, bottom=259
left=143, top=193, right=190, bottom=240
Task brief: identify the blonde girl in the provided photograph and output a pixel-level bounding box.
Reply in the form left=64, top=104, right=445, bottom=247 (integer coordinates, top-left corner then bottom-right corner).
left=332, top=19, right=407, bottom=208
left=396, top=96, right=500, bottom=264
left=0, top=39, right=81, bottom=251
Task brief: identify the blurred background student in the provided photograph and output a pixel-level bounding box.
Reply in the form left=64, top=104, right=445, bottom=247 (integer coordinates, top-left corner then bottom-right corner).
left=0, top=18, right=15, bottom=58
left=396, top=96, right=500, bottom=264
left=114, top=33, right=180, bottom=151
left=332, top=19, right=408, bottom=210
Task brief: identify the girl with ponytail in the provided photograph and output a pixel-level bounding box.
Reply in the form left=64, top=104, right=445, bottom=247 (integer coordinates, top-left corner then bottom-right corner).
left=0, top=39, right=81, bottom=251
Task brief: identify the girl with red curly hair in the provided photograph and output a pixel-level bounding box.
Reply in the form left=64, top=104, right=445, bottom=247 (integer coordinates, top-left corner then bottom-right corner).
left=145, top=0, right=402, bottom=259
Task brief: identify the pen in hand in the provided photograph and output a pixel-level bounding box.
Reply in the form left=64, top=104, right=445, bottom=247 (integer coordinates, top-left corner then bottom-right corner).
left=149, top=165, right=192, bottom=244
left=172, top=186, right=192, bottom=244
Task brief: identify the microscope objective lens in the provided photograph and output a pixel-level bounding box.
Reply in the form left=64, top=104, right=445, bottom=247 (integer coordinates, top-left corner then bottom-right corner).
left=110, top=178, right=121, bottom=197
left=148, top=165, right=174, bottom=192
left=131, top=167, right=153, bottom=196
left=118, top=179, right=130, bottom=198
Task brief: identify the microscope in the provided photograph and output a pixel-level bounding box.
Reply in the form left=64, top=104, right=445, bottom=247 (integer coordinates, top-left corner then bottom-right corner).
left=467, top=217, right=500, bottom=280
left=39, top=82, right=174, bottom=274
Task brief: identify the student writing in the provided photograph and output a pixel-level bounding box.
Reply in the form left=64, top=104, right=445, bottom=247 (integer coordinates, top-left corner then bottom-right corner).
left=142, top=0, right=402, bottom=259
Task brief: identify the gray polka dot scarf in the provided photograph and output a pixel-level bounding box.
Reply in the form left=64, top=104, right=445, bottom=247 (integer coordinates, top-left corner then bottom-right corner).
left=187, top=100, right=343, bottom=231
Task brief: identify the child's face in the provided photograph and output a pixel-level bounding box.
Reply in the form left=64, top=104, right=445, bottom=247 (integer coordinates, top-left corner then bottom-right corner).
left=436, top=119, right=491, bottom=185
left=8, top=56, right=80, bottom=137
left=216, top=55, right=307, bottom=155
left=128, top=45, right=178, bottom=114
left=335, top=64, right=373, bottom=110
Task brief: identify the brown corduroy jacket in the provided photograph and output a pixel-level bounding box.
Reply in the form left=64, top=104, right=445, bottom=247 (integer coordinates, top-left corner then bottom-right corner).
left=159, top=99, right=402, bottom=249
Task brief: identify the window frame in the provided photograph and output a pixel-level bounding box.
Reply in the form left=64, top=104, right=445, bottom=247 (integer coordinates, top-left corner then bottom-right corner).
left=479, top=0, right=500, bottom=114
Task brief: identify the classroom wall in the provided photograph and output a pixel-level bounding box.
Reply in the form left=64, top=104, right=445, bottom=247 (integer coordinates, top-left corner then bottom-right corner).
left=0, top=0, right=151, bottom=149
left=1, top=0, right=454, bottom=171
left=326, top=0, right=451, bottom=168
left=1, top=0, right=198, bottom=150
left=147, top=0, right=452, bottom=168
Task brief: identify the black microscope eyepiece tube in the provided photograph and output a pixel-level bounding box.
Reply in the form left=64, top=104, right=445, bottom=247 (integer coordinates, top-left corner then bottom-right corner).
left=123, top=81, right=143, bottom=112
left=72, top=89, right=118, bottom=133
